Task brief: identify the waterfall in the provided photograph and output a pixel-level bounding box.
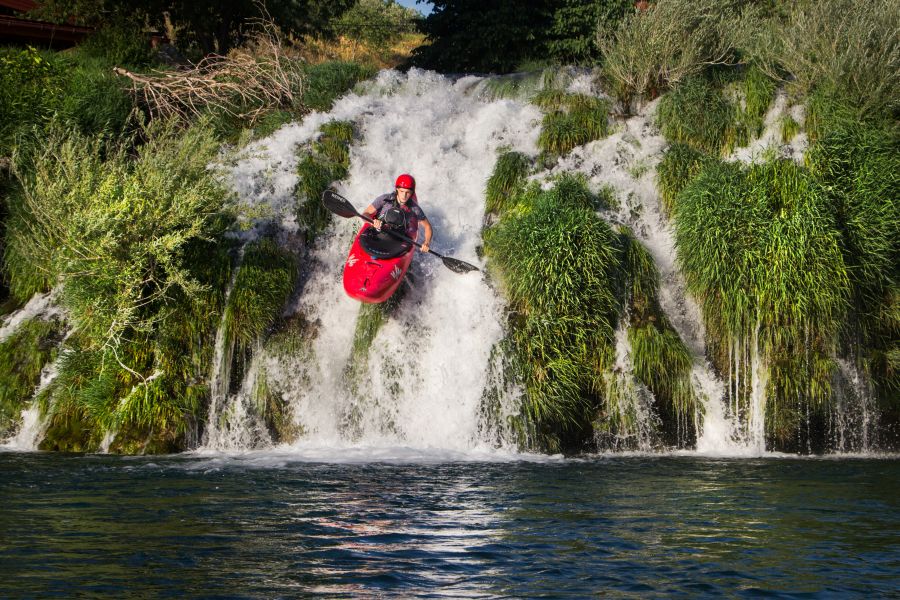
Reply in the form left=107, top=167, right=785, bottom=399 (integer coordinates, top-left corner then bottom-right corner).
left=1, top=352, right=63, bottom=451
left=225, top=70, right=542, bottom=454
left=0, top=291, right=65, bottom=451
left=834, top=359, right=879, bottom=453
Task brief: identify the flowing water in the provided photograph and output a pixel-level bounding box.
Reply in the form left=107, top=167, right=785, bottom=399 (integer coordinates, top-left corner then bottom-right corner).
left=220, top=70, right=543, bottom=453
left=1, top=451, right=897, bottom=598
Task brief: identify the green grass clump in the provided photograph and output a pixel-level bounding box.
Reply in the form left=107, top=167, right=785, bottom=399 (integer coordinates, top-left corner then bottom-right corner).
left=314, top=120, right=354, bottom=165
left=727, top=65, right=777, bottom=146
left=227, top=238, right=298, bottom=354
left=805, top=115, right=900, bottom=403
left=484, top=175, right=622, bottom=451
left=479, top=71, right=546, bottom=101
left=301, top=61, right=376, bottom=112
left=657, top=77, right=735, bottom=155
left=780, top=115, right=801, bottom=143
left=656, top=143, right=714, bottom=215
left=296, top=120, right=356, bottom=242
left=485, top=151, right=531, bottom=216
left=0, top=317, right=63, bottom=437
left=536, top=94, right=610, bottom=156
left=675, top=158, right=850, bottom=441
left=55, top=57, right=134, bottom=138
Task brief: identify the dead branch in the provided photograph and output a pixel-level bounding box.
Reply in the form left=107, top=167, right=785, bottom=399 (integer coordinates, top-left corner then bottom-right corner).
left=115, top=19, right=306, bottom=124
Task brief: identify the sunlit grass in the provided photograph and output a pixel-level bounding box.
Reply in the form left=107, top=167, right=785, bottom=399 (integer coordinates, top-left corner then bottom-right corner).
left=485, top=151, right=531, bottom=216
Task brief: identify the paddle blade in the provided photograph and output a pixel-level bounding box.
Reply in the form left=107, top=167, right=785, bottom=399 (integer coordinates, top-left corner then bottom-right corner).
left=440, top=255, right=480, bottom=274
left=321, top=190, right=359, bottom=218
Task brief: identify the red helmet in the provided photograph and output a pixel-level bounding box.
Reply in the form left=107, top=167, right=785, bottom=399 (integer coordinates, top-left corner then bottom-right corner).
left=395, top=173, right=415, bottom=191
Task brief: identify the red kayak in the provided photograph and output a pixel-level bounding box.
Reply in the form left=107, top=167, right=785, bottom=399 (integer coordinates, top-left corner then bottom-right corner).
left=343, top=222, right=417, bottom=303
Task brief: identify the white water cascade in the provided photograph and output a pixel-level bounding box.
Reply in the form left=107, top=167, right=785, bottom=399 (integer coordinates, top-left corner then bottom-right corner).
left=218, top=70, right=542, bottom=455
left=0, top=292, right=65, bottom=451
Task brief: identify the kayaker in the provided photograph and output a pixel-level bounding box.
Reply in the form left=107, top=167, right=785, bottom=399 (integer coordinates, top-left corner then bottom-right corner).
left=362, top=173, right=433, bottom=253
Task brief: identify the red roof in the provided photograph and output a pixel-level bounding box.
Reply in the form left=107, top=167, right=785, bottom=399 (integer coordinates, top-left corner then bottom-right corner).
left=0, top=14, right=92, bottom=47
left=0, top=0, right=40, bottom=12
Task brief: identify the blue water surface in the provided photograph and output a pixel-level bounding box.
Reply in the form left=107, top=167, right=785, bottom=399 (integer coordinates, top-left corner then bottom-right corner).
left=1, top=452, right=898, bottom=598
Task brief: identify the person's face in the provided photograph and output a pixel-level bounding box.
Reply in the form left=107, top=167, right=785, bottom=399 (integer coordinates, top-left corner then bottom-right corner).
left=396, top=187, right=413, bottom=203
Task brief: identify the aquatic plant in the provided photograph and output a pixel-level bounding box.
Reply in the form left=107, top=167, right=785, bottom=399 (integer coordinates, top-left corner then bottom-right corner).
left=485, top=151, right=531, bottom=216
left=655, top=143, right=712, bottom=216
left=675, top=158, right=850, bottom=446
left=296, top=120, right=355, bottom=242
left=484, top=175, right=622, bottom=451
left=805, top=113, right=900, bottom=406
left=724, top=64, right=777, bottom=147
left=226, top=238, right=298, bottom=355
left=780, top=115, right=801, bottom=143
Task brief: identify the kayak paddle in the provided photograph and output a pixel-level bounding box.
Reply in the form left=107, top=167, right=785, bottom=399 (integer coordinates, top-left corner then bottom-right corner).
left=321, top=190, right=480, bottom=274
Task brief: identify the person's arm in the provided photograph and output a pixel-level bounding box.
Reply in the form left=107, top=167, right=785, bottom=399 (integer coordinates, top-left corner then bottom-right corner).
left=419, top=218, right=432, bottom=253
left=363, top=203, right=383, bottom=230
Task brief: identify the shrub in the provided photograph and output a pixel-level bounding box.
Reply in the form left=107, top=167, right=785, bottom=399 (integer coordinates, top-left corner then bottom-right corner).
left=333, top=0, right=418, bottom=55
left=7, top=119, right=235, bottom=351
left=598, top=0, right=747, bottom=109
left=776, top=0, right=899, bottom=118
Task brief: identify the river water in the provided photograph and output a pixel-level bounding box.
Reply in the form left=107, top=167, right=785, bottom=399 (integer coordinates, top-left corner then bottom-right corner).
left=2, top=451, right=897, bottom=598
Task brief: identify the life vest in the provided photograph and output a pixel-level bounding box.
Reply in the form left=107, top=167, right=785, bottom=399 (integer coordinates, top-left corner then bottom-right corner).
left=376, top=193, right=421, bottom=239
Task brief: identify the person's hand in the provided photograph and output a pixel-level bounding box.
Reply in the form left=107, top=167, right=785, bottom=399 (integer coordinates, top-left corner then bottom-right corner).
left=420, top=242, right=430, bottom=253
left=373, top=218, right=382, bottom=230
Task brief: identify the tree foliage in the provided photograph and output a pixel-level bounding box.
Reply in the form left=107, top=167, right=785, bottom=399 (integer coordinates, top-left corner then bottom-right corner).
left=28, top=0, right=356, bottom=54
